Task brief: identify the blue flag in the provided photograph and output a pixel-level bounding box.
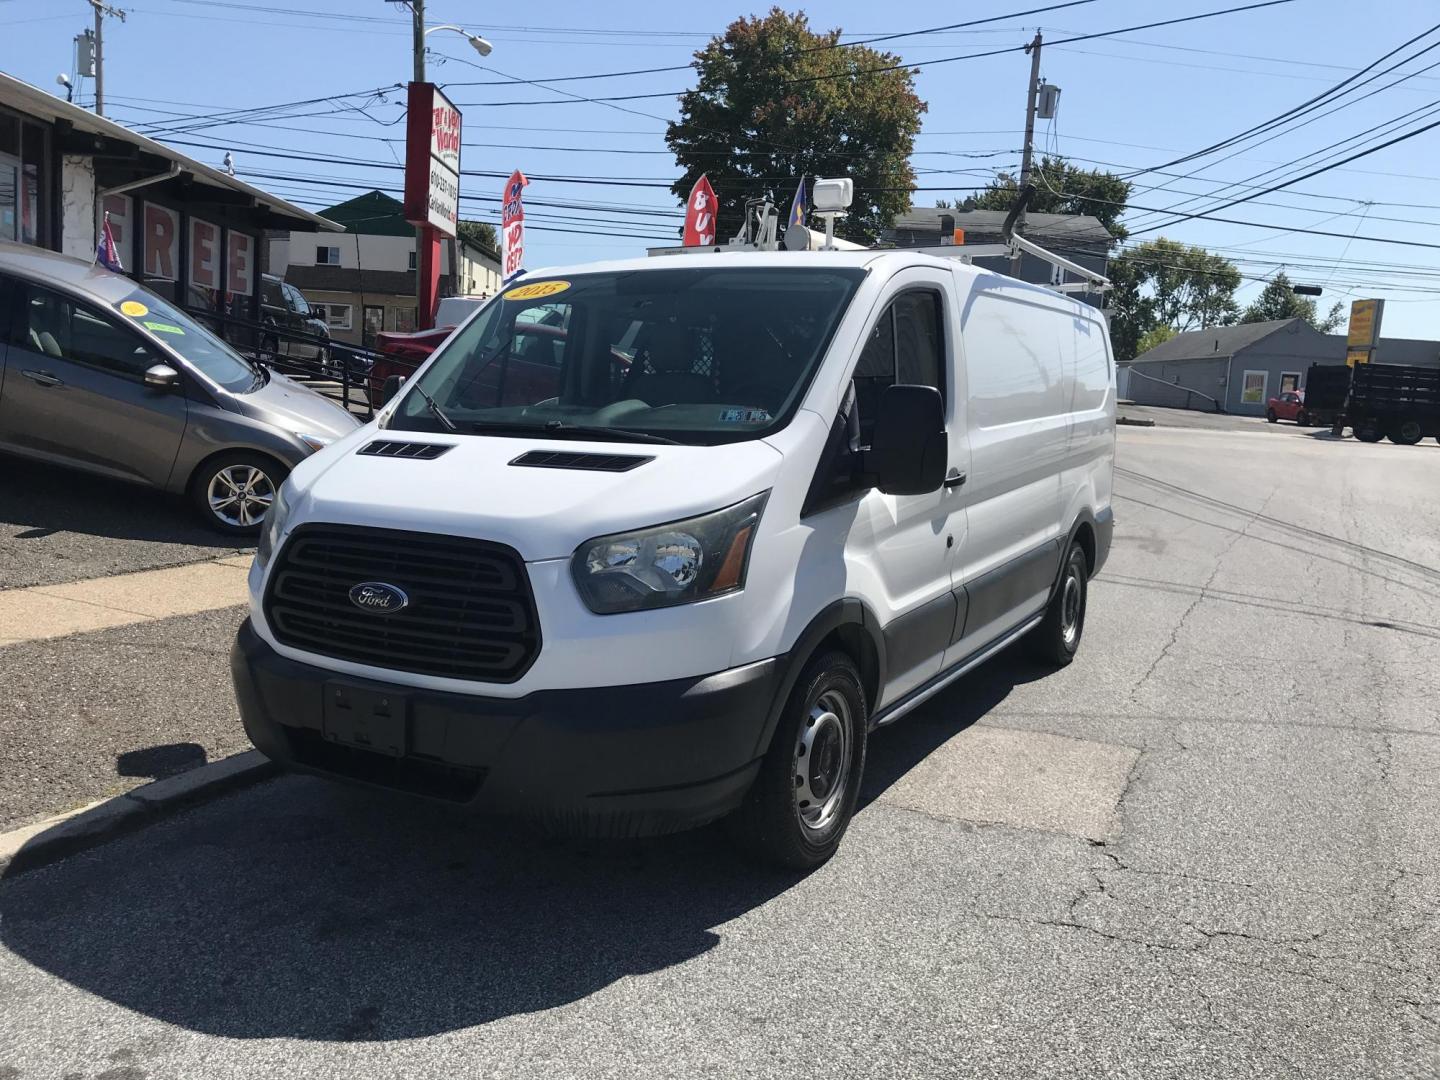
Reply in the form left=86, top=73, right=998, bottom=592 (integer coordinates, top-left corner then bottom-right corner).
left=787, top=176, right=807, bottom=232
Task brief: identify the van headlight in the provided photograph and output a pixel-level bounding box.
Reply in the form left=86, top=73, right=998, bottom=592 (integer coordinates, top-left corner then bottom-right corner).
left=255, top=481, right=293, bottom=571
left=571, top=492, right=768, bottom=614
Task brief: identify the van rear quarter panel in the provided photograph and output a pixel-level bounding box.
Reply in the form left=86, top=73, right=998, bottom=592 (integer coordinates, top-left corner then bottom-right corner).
left=955, top=273, right=1071, bottom=580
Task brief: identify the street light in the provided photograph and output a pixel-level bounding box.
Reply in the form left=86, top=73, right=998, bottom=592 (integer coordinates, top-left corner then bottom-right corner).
left=423, top=24, right=493, bottom=57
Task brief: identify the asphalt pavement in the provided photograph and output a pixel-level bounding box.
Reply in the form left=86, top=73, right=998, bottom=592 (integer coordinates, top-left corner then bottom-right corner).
left=0, top=455, right=250, bottom=590
left=1, top=423, right=1437, bottom=1079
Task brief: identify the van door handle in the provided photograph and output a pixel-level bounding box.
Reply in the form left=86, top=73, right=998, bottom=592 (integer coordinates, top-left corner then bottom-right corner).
left=21, top=370, right=64, bottom=388
left=944, top=471, right=968, bottom=488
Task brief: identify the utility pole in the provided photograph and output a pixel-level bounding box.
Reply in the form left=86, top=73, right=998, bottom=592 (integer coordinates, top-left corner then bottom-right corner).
left=1010, top=30, right=1043, bottom=279
left=88, top=0, right=127, bottom=117
left=410, top=0, right=426, bottom=326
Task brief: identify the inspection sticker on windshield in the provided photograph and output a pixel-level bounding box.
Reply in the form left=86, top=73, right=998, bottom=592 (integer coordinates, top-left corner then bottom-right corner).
left=719, top=407, right=772, bottom=424
left=504, top=280, right=570, bottom=301
left=143, top=321, right=185, bottom=335
left=119, top=300, right=148, bottom=317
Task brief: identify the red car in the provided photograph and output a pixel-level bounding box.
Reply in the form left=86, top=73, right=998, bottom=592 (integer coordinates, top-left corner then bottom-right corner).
left=1266, top=390, right=1311, bottom=425
left=368, top=321, right=569, bottom=409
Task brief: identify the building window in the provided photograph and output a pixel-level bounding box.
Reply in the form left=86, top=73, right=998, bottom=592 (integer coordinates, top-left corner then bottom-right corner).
left=1241, top=370, right=1268, bottom=405
left=1279, top=371, right=1301, bottom=394
left=316, top=245, right=340, bottom=265
left=407, top=250, right=417, bottom=270
left=0, top=109, right=50, bottom=247
left=393, top=306, right=417, bottom=333
left=312, top=303, right=352, bottom=330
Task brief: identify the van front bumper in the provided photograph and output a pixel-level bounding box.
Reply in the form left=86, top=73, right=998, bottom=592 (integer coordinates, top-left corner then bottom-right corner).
left=231, top=619, right=778, bottom=837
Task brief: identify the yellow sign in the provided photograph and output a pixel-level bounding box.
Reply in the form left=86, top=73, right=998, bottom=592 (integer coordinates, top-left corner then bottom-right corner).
left=119, top=300, right=149, bottom=317
left=1346, top=347, right=1371, bottom=368
left=1346, top=298, right=1383, bottom=348
left=503, top=280, right=571, bottom=301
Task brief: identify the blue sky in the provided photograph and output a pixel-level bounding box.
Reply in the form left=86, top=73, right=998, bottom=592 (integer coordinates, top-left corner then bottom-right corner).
left=5, top=0, right=1440, bottom=336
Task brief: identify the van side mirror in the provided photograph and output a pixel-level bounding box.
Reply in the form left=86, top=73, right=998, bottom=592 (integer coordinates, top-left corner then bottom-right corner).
left=867, top=384, right=946, bottom=496
left=381, top=374, right=406, bottom=404
left=143, top=363, right=181, bottom=391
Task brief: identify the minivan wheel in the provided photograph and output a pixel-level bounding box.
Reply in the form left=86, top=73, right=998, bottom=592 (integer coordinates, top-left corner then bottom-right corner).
left=1028, top=542, right=1089, bottom=667
left=190, top=452, right=287, bottom=535
left=728, top=650, right=867, bottom=871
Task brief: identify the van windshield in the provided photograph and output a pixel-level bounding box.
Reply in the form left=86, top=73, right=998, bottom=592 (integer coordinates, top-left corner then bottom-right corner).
left=388, top=267, right=865, bottom=445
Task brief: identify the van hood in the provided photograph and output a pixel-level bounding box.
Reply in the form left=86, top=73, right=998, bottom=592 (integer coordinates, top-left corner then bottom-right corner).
left=233, top=370, right=361, bottom=440
left=293, top=433, right=785, bottom=561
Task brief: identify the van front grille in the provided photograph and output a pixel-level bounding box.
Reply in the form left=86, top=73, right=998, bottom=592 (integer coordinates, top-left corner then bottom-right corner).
left=264, top=524, right=540, bottom=682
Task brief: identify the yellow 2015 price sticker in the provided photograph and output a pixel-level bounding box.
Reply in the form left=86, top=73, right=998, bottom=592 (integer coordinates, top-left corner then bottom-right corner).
left=119, top=300, right=149, bottom=317
left=503, top=280, right=571, bottom=301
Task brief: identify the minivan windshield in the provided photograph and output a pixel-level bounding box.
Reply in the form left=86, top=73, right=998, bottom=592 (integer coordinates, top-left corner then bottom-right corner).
left=115, top=288, right=263, bottom=393
left=389, top=267, right=865, bottom=444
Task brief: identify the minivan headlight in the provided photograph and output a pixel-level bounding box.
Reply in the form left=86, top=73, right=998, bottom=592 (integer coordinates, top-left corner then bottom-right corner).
left=255, top=481, right=293, bottom=571
left=572, top=492, right=768, bottom=614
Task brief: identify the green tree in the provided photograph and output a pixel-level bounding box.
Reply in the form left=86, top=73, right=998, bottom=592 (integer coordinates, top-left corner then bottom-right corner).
left=1135, top=324, right=1178, bottom=355
left=456, top=219, right=499, bottom=258
left=1239, top=271, right=1344, bottom=331
left=666, top=8, right=926, bottom=243
left=1107, top=238, right=1242, bottom=360
left=962, top=155, right=1132, bottom=239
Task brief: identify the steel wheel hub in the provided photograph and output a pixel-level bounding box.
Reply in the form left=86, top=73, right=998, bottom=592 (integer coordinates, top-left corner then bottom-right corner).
left=208, top=465, right=274, bottom=527
left=795, top=689, right=852, bottom=835
left=1061, top=571, right=1082, bottom=646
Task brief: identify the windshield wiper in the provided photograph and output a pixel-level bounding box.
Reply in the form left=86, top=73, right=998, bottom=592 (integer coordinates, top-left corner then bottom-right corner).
left=413, top=385, right=458, bottom=432
left=541, top=420, right=680, bottom=445
left=457, top=420, right=680, bottom=445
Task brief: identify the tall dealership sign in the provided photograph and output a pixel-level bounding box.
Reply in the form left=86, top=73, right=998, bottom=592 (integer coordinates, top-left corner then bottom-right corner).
left=501, top=170, right=529, bottom=281
left=404, top=82, right=462, bottom=328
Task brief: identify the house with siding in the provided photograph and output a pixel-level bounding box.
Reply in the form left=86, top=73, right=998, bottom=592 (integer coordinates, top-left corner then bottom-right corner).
left=1126, top=318, right=1440, bottom=414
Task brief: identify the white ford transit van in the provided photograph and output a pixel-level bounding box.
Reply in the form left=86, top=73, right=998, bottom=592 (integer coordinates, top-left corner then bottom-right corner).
left=232, top=250, right=1114, bottom=868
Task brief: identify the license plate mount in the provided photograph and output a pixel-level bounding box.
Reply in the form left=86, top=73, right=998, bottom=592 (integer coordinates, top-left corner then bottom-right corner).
left=322, top=681, right=408, bottom=758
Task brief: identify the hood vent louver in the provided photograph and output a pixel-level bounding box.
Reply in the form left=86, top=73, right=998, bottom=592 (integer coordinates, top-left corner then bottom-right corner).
left=357, top=439, right=454, bottom=460
left=510, top=450, right=654, bottom=473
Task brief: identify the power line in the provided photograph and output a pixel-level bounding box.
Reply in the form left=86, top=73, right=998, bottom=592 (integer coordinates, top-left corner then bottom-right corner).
left=440, top=1, right=1302, bottom=106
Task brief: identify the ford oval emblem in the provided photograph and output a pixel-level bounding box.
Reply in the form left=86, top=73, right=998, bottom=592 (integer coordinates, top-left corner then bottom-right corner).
left=348, top=581, right=410, bottom=614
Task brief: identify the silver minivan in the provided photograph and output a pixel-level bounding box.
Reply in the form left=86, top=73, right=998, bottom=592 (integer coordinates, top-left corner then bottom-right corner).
left=0, top=242, right=359, bottom=534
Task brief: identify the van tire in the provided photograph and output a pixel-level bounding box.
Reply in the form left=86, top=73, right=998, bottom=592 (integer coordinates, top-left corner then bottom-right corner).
left=1354, top=424, right=1383, bottom=443
left=189, top=452, right=287, bottom=536
left=728, top=650, right=867, bottom=871
left=1028, top=542, right=1088, bottom=667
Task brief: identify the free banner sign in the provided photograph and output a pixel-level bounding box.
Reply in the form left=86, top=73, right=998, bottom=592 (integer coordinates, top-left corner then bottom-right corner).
left=403, top=82, right=461, bottom=238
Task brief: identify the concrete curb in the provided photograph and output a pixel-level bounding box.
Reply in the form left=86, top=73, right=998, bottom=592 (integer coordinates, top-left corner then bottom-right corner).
left=0, top=751, right=277, bottom=878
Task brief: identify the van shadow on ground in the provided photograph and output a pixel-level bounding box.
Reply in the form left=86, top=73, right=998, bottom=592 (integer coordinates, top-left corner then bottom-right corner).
left=0, top=649, right=1046, bottom=1043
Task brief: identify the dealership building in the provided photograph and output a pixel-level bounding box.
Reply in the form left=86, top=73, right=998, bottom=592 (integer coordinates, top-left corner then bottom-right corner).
left=0, top=70, right=337, bottom=332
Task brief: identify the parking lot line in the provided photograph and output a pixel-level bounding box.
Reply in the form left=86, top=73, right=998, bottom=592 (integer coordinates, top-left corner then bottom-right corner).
left=0, top=555, right=253, bottom=646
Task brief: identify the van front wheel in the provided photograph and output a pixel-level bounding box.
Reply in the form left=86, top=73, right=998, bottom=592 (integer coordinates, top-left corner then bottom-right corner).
left=729, top=651, right=867, bottom=871
left=1029, top=542, right=1089, bottom=667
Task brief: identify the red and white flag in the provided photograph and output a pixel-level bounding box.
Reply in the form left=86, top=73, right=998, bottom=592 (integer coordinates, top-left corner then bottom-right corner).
left=683, top=175, right=717, bottom=247
left=501, top=169, right=529, bottom=280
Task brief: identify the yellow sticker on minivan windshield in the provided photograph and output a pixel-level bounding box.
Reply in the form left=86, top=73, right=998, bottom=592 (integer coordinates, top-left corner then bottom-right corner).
left=120, top=300, right=148, bottom=317
left=504, top=280, right=570, bottom=301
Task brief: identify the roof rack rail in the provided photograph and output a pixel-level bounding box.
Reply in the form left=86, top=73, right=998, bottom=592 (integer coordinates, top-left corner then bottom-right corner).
left=646, top=179, right=1111, bottom=296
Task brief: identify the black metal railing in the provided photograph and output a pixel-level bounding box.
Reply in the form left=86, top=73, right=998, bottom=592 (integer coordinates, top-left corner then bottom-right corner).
left=181, top=306, right=421, bottom=419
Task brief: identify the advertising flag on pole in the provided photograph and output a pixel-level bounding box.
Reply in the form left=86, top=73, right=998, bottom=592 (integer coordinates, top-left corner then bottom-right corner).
left=682, top=174, right=717, bottom=247
left=96, top=211, right=122, bottom=271
left=501, top=169, right=529, bottom=281
left=787, top=176, right=808, bottom=233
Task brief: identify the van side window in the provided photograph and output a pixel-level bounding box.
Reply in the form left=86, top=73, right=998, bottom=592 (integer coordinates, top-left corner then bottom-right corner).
left=852, top=291, right=945, bottom=445
left=803, top=288, right=947, bottom=516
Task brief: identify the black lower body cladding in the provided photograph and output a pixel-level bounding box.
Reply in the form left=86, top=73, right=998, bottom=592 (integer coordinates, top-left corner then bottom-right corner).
left=231, top=620, right=780, bottom=838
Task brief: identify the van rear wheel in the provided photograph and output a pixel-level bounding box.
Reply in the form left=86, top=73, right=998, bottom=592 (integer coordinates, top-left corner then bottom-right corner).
left=728, top=651, right=867, bottom=871
left=1028, top=542, right=1089, bottom=667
